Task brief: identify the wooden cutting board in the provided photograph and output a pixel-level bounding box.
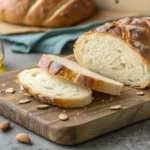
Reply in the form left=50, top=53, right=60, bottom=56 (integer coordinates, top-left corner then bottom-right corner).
left=0, top=62, right=150, bottom=145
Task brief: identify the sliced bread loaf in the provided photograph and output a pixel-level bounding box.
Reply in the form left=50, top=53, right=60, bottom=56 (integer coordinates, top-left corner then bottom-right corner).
left=16, top=68, right=92, bottom=108
left=37, top=54, right=123, bottom=95
left=74, top=17, right=150, bottom=88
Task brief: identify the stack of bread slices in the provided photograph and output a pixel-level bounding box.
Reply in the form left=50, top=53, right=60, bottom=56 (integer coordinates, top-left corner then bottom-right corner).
left=17, top=54, right=123, bottom=108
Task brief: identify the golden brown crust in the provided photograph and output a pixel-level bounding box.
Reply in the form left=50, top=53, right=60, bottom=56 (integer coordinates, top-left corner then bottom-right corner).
left=94, top=22, right=122, bottom=37
left=0, top=0, right=35, bottom=23
left=37, top=55, right=52, bottom=69
left=24, top=0, right=68, bottom=26
left=90, top=17, right=150, bottom=68
left=0, top=0, right=96, bottom=27
left=37, top=55, right=123, bottom=95
left=44, top=0, right=96, bottom=27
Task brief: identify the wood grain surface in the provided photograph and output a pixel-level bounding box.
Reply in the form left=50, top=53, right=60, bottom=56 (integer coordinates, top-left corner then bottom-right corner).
left=0, top=58, right=150, bottom=145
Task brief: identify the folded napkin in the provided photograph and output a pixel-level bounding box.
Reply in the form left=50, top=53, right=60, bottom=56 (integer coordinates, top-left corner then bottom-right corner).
left=0, top=20, right=113, bottom=54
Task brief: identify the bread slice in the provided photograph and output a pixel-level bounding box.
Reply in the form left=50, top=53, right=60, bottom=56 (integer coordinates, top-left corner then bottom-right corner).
left=74, top=18, right=150, bottom=88
left=37, top=54, right=123, bottom=95
left=16, top=68, right=92, bottom=108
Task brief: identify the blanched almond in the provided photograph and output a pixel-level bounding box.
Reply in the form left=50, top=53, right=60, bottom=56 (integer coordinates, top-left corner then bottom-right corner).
left=35, top=104, right=49, bottom=109
left=59, top=113, right=68, bottom=121
left=19, top=99, right=31, bottom=104
left=110, top=105, right=122, bottom=110
left=136, top=91, right=144, bottom=96
left=5, top=88, right=15, bottom=93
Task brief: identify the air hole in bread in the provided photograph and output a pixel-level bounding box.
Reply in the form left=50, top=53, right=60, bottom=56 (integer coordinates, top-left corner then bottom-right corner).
left=43, top=86, right=53, bottom=90
left=32, top=72, right=40, bottom=77
left=120, top=63, right=126, bottom=68
left=128, top=79, right=133, bottom=82
left=116, top=49, right=122, bottom=53
left=56, top=93, right=63, bottom=96
left=84, top=40, right=89, bottom=44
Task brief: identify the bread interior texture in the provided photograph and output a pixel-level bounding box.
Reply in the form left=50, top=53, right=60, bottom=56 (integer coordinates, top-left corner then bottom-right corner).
left=19, top=68, right=91, bottom=99
left=75, top=34, right=150, bottom=88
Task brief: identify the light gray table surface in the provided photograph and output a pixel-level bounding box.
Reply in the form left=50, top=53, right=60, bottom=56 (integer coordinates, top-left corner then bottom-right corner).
left=1, top=42, right=150, bottom=150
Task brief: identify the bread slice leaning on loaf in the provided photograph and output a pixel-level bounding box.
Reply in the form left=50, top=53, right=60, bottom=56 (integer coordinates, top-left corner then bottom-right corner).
left=37, top=54, right=123, bottom=95
left=16, top=68, right=92, bottom=108
left=74, top=17, right=150, bottom=88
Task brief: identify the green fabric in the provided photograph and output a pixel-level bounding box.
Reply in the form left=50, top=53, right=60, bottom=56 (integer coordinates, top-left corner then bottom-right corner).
left=0, top=20, right=114, bottom=54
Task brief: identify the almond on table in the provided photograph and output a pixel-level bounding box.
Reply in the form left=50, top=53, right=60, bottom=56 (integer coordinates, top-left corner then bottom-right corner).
left=35, top=104, right=50, bottom=109
left=16, top=133, right=31, bottom=144
left=5, top=88, right=15, bottom=93
left=110, top=105, right=122, bottom=110
left=59, top=113, right=68, bottom=121
left=136, top=91, right=144, bottom=96
left=0, top=120, right=10, bottom=130
left=19, top=99, right=31, bottom=104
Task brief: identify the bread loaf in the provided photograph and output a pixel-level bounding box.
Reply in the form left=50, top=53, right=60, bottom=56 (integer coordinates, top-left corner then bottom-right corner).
left=74, top=17, right=150, bottom=88
left=37, top=54, right=123, bottom=95
left=0, top=0, right=96, bottom=28
left=17, top=68, right=92, bottom=108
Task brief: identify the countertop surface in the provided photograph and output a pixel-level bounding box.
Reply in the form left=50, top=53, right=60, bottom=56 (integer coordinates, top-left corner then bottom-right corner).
left=1, top=42, right=150, bottom=150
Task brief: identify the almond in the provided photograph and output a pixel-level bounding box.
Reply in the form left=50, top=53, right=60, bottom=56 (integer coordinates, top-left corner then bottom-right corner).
left=19, top=99, right=31, bottom=104
left=0, top=120, right=10, bottom=130
left=5, top=88, right=15, bottom=93
left=35, top=104, right=49, bottom=109
left=16, top=133, right=31, bottom=144
left=59, top=113, right=68, bottom=121
left=110, top=105, right=122, bottom=110
left=136, top=91, right=144, bottom=96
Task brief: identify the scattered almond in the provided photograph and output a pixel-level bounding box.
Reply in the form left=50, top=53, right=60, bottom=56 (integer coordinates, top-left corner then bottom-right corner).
left=16, top=133, right=31, bottom=144
left=110, top=105, right=122, bottom=110
left=35, top=104, right=49, bottom=109
left=24, top=93, right=32, bottom=97
left=5, top=88, right=15, bottom=93
left=136, top=91, right=144, bottom=96
left=0, top=120, right=10, bottom=130
left=19, top=99, right=31, bottom=104
left=59, top=113, right=68, bottom=121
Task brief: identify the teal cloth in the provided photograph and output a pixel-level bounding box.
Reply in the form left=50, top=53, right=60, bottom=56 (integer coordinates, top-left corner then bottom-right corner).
left=0, top=20, right=113, bottom=54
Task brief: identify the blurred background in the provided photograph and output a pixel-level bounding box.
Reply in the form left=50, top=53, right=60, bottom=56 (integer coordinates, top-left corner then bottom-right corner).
left=95, top=0, right=150, bottom=15
left=0, top=0, right=149, bottom=73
